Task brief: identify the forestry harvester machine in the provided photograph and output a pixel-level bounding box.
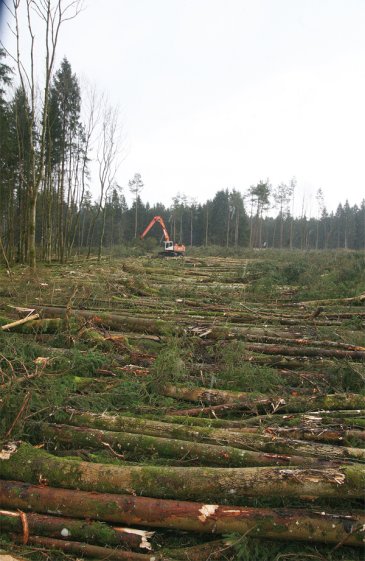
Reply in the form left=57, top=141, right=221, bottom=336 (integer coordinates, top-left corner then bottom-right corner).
left=140, top=215, right=186, bottom=257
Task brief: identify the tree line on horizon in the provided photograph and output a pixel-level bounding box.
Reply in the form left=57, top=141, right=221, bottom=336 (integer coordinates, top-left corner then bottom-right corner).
left=1, top=46, right=364, bottom=266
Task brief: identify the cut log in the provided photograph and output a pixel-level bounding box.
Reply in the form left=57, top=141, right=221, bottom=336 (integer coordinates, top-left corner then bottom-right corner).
left=0, top=318, right=68, bottom=334
left=160, top=385, right=365, bottom=413
left=51, top=411, right=365, bottom=462
left=219, top=333, right=365, bottom=352
left=151, top=411, right=365, bottom=431
left=238, top=411, right=365, bottom=428
left=150, top=414, right=254, bottom=428
left=1, top=314, right=39, bottom=331
left=0, top=443, right=363, bottom=500
left=166, top=402, right=257, bottom=417
left=243, top=343, right=365, bottom=359
left=34, top=421, right=325, bottom=467
left=33, top=305, right=177, bottom=335
left=243, top=355, right=338, bottom=370
left=262, top=427, right=365, bottom=445
left=293, top=294, right=365, bottom=307
left=13, top=536, right=174, bottom=560
left=1, top=481, right=364, bottom=547
left=161, top=385, right=270, bottom=406
left=0, top=509, right=153, bottom=549
left=12, top=535, right=235, bottom=560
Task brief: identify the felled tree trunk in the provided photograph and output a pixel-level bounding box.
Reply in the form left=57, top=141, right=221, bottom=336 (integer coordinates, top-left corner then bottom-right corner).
left=243, top=343, right=365, bottom=359
left=160, top=385, right=365, bottom=412
left=238, top=410, right=365, bottom=429
left=0, top=510, right=153, bottom=549
left=237, top=335, right=365, bottom=351
left=1, top=314, right=39, bottom=331
left=0, top=443, right=363, bottom=501
left=53, top=413, right=365, bottom=467
left=4, top=318, right=69, bottom=334
left=294, top=294, right=365, bottom=306
left=262, top=427, right=365, bottom=445
left=242, top=355, right=337, bottom=370
left=1, top=481, right=364, bottom=547
left=13, top=536, right=173, bottom=561
left=165, top=402, right=254, bottom=417
left=13, top=535, right=235, bottom=561
left=34, top=306, right=176, bottom=335
left=161, top=385, right=268, bottom=406
left=33, top=422, right=321, bottom=468
left=50, top=412, right=365, bottom=462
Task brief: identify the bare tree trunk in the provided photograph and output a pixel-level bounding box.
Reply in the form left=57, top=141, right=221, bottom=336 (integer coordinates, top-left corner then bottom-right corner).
left=98, top=203, right=108, bottom=261
left=34, top=421, right=320, bottom=467
left=1, top=481, right=364, bottom=546
left=134, top=198, right=138, bottom=238
left=234, top=208, right=239, bottom=247
left=0, top=510, right=151, bottom=550
left=7, top=0, right=82, bottom=268
left=0, top=443, right=363, bottom=501
left=28, top=190, right=37, bottom=269
left=205, top=205, right=209, bottom=246
left=226, top=203, right=230, bottom=247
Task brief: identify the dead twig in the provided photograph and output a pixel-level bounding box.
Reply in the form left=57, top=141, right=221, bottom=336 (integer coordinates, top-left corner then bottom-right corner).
left=5, top=391, right=32, bottom=438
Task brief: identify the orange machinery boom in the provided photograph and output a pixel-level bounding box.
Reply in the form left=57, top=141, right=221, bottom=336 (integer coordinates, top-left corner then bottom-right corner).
left=140, top=216, right=185, bottom=256
left=140, top=216, right=171, bottom=242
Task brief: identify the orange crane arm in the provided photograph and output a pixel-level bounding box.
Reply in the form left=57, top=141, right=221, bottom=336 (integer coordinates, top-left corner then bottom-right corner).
left=140, top=216, right=171, bottom=242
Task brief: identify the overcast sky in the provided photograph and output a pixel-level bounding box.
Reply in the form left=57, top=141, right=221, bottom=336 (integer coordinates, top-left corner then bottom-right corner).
left=2, top=0, right=365, bottom=215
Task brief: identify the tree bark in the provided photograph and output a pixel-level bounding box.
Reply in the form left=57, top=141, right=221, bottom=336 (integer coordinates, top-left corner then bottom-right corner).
left=0, top=443, right=363, bottom=501
left=34, top=306, right=175, bottom=335
left=160, top=385, right=365, bottom=413
left=13, top=536, right=174, bottom=561
left=242, top=343, right=365, bottom=360
left=52, top=411, right=365, bottom=462
left=236, top=412, right=365, bottom=430
left=235, top=334, right=365, bottom=352
left=1, top=314, right=39, bottom=331
left=1, top=481, right=363, bottom=547
left=0, top=510, right=152, bottom=549
left=28, top=191, right=37, bottom=269
left=1, top=317, right=68, bottom=334
left=262, top=427, right=365, bottom=446
left=34, top=421, right=322, bottom=468
left=293, top=294, right=365, bottom=307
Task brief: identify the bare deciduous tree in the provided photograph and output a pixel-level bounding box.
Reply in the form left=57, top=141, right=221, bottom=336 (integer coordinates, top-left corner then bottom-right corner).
left=128, top=172, right=144, bottom=238
left=2, top=0, right=82, bottom=268
left=85, top=97, right=123, bottom=260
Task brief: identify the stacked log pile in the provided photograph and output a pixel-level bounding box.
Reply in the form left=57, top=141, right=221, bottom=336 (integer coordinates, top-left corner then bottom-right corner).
left=0, top=254, right=364, bottom=559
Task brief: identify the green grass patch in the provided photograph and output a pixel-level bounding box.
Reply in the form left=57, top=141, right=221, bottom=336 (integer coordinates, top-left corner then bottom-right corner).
left=215, top=341, right=283, bottom=393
